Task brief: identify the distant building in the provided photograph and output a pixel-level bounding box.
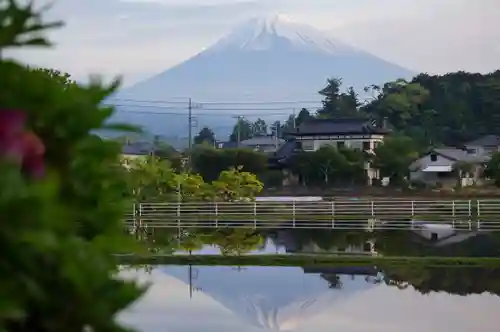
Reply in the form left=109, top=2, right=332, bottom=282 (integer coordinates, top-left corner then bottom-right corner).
left=270, top=118, right=390, bottom=185
left=464, top=134, right=500, bottom=154
left=216, top=136, right=285, bottom=153
left=409, top=147, right=490, bottom=187
left=287, top=118, right=388, bottom=152
left=121, top=141, right=155, bottom=159
left=120, top=140, right=180, bottom=167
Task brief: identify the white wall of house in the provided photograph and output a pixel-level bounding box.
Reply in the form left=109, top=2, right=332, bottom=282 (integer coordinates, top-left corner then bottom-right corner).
left=464, top=144, right=499, bottom=155
left=410, top=153, right=455, bottom=185
left=409, top=153, right=480, bottom=187
left=296, top=134, right=385, bottom=152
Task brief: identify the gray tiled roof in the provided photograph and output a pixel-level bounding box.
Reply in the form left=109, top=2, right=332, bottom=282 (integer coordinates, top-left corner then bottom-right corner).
left=122, top=142, right=151, bottom=155
left=434, top=147, right=490, bottom=163
left=465, top=135, right=500, bottom=147
left=241, top=136, right=285, bottom=146
left=275, top=140, right=297, bottom=160
left=289, top=118, right=389, bottom=136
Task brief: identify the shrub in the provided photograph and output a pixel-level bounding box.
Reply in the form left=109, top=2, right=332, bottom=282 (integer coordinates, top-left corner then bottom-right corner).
left=0, top=2, right=143, bottom=331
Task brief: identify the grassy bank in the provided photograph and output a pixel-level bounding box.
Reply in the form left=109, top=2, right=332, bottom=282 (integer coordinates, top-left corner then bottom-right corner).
left=115, top=254, right=500, bottom=268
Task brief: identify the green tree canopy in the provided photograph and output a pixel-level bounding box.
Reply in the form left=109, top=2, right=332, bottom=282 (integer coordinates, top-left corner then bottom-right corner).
left=373, top=135, right=419, bottom=185
left=194, top=126, right=216, bottom=146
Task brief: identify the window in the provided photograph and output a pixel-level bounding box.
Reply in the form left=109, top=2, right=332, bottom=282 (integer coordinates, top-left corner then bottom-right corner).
left=430, top=153, right=437, bottom=162
left=337, top=141, right=345, bottom=149
left=362, top=141, right=371, bottom=151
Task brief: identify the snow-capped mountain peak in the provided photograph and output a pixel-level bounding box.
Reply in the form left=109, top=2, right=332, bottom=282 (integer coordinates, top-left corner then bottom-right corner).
left=209, top=14, right=359, bottom=55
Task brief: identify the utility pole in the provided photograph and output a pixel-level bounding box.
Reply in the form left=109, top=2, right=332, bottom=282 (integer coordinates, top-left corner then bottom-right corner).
left=187, top=98, right=193, bottom=170
left=233, top=115, right=243, bottom=148
left=274, top=121, right=280, bottom=151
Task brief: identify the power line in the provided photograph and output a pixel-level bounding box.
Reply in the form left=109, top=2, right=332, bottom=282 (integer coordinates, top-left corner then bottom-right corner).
left=106, top=97, right=322, bottom=105
left=110, top=108, right=298, bottom=117
left=105, top=103, right=319, bottom=113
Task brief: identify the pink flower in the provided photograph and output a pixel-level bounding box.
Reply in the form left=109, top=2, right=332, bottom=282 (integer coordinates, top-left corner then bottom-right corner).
left=0, top=110, right=46, bottom=178
left=0, top=110, right=26, bottom=138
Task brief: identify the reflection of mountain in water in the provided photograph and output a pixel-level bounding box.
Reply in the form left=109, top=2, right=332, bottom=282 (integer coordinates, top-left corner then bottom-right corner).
left=162, top=266, right=375, bottom=331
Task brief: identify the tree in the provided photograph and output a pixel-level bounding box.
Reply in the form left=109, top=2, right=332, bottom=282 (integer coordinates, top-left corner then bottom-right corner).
left=373, top=136, right=419, bottom=185
left=211, top=166, right=263, bottom=201
left=484, top=152, right=500, bottom=186
left=125, top=155, right=178, bottom=202
left=363, top=80, right=431, bottom=137
left=295, top=108, right=313, bottom=127
left=194, top=126, right=215, bottom=146
left=191, top=146, right=268, bottom=182
left=338, top=147, right=367, bottom=184
left=0, top=2, right=143, bottom=330
left=229, top=117, right=253, bottom=142
left=28, top=67, right=76, bottom=87
left=252, top=118, right=268, bottom=136
left=317, top=78, right=363, bottom=118
left=362, top=72, right=500, bottom=146
left=310, top=146, right=346, bottom=185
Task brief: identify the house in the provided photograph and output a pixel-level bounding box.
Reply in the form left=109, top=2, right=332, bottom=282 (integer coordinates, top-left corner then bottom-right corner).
left=217, top=136, right=285, bottom=153
left=269, top=117, right=390, bottom=185
left=122, top=141, right=156, bottom=159
left=409, top=147, right=490, bottom=187
left=287, top=118, right=388, bottom=152
left=464, top=134, right=500, bottom=154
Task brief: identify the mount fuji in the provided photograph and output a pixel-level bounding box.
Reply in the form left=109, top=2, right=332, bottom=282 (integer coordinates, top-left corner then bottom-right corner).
left=161, top=265, right=376, bottom=331
left=110, top=14, right=414, bottom=142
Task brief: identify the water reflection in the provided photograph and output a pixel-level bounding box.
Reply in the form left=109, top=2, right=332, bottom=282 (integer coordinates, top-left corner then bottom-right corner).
left=119, top=265, right=500, bottom=332
left=134, top=227, right=500, bottom=258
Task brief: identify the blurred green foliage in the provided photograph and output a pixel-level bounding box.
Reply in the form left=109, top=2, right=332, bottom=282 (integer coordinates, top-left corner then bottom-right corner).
left=0, top=1, right=144, bottom=330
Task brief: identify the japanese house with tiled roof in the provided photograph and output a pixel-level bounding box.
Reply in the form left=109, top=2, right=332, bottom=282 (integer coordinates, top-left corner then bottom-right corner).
left=270, top=117, right=390, bottom=185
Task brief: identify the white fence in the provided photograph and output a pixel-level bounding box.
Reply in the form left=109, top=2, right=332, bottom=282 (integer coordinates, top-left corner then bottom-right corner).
left=123, top=199, right=500, bottom=230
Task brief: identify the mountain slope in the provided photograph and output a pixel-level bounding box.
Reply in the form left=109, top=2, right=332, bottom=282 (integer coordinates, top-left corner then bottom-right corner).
left=162, top=265, right=375, bottom=331
left=111, top=14, right=414, bottom=140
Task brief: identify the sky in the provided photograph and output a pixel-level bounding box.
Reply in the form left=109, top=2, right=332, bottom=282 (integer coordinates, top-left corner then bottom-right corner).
left=117, top=267, right=500, bottom=332
left=6, top=0, right=500, bottom=86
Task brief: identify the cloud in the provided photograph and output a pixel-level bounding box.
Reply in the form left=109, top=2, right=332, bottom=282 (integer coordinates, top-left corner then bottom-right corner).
left=5, top=0, right=500, bottom=85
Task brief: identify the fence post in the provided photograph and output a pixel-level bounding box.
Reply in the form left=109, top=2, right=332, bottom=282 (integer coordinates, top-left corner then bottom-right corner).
left=139, top=203, right=143, bottom=229
left=477, top=200, right=481, bottom=230
left=132, top=203, right=136, bottom=229
left=331, top=201, right=335, bottom=229
left=411, top=201, right=414, bottom=217
left=371, top=201, right=374, bottom=217
left=452, top=200, right=455, bottom=217
left=468, top=200, right=471, bottom=217
left=215, top=202, right=218, bottom=228
left=292, top=201, right=296, bottom=228
left=253, top=201, right=257, bottom=229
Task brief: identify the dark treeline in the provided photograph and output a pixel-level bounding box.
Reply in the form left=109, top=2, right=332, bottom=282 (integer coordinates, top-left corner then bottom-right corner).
left=203, top=71, right=500, bottom=148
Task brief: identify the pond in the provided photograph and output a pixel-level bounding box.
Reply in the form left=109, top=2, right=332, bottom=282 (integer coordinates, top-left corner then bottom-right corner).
left=118, top=264, right=500, bottom=332
left=136, top=227, right=500, bottom=257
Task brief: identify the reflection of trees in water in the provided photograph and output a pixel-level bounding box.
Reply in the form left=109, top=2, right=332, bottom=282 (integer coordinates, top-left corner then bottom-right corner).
left=208, top=228, right=265, bottom=256
left=383, top=267, right=500, bottom=296
left=277, top=229, right=374, bottom=252
left=133, top=227, right=266, bottom=255
left=135, top=226, right=500, bottom=262
left=320, top=274, right=343, bottom=289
